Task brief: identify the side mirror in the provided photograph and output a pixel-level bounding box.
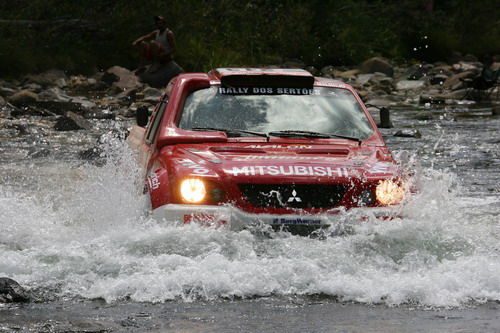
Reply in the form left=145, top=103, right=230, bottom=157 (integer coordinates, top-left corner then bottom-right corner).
left=136, top=105, right=149, bottom=127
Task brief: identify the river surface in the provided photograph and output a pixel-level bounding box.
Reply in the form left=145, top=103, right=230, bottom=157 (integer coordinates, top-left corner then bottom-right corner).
left=0, top=102, right=499, bottom=332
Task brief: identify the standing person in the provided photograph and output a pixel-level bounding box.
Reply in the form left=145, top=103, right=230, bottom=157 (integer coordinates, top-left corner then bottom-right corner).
left=132, top=16, right=176, bottom=73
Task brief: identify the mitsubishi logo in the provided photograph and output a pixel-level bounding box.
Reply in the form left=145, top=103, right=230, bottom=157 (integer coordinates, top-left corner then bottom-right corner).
left=287, top=189, right=302, bottom=203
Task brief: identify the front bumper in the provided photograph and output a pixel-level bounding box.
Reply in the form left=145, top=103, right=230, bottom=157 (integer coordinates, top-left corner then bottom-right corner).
left=151, top=204, right=402, bottom=229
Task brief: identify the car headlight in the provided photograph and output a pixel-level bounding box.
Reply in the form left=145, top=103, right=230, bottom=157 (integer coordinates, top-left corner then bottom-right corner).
left=180, top=178, right=206, bottom=203
left=375, top=180, right=405, bottom=205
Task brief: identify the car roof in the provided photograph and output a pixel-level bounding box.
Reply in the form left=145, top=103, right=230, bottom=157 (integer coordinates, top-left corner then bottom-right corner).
left=205, top=67, right=350, bottom=89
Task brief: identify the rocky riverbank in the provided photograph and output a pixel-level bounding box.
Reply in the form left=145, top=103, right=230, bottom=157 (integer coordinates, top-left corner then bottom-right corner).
left=0, top=56, right=498, bottom=143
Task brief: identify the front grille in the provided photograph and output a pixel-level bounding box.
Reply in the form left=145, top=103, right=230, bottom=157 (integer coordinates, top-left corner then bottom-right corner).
left=238, top=184, right=347, bottom=208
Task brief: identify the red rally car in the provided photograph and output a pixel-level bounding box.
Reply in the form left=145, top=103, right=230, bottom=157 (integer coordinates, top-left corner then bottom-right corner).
left=127, top=68, right=408, bottom=230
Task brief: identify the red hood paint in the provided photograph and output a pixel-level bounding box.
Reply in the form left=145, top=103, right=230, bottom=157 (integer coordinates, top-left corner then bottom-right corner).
left=150, top=141, right=399, bottom=214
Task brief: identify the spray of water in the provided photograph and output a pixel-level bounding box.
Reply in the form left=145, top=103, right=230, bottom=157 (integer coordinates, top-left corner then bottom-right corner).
left=1, top=138, right=499, bottom=307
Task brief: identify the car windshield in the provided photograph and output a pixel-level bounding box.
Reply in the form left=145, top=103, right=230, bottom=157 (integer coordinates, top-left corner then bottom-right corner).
left=178, top=86, right=374, bottom=140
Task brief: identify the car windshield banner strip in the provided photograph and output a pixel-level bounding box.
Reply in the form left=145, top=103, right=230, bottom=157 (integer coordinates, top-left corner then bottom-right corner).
left=220, top=74, right=314, bottom=88
left=217, top=86, right=321, bottom=95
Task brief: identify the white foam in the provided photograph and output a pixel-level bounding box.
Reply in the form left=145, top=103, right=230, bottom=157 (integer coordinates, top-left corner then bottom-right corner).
left=1, top=141, right=499, bottom=307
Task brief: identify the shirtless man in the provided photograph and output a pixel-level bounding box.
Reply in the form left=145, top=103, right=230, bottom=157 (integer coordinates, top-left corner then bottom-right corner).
left=132, top=16, right=176, bottom=72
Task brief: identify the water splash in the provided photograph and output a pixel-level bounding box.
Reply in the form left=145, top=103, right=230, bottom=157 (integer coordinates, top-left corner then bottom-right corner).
left=0, top=140, right=499, bottom=307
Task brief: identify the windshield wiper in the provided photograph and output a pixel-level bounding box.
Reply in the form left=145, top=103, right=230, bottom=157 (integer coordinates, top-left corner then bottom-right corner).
left=190, top=127, right=268, bottom=138
left=268, top=130, right=360, bottom=142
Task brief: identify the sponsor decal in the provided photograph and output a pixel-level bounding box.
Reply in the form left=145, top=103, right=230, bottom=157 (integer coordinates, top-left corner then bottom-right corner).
left=244, top=144, right=313, bottom=149
left=183, top=213, right=227, bottom=226
left=272, top=218, right=322, bottom=225
left=218, top=87, right=320, bottom=95
left=228, top=165, right=349, bottom=177
left=178, top=158, right=210, bottom=174
left=148, top=172, right=160, bottom=190
left=287, top=189, right=302, bottom=203
left=233, top=155, right=339, bottom=161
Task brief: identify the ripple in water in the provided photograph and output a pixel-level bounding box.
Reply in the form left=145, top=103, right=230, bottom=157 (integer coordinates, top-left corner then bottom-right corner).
left=0, top=139, right=499, bottom=307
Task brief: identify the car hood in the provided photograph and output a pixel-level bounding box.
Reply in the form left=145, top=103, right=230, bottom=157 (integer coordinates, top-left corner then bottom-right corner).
left=159, top=143, right=399, bottom=183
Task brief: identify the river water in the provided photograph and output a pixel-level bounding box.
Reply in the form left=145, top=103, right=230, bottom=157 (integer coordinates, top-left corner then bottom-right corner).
left=0, top=102, right=499, bottom=332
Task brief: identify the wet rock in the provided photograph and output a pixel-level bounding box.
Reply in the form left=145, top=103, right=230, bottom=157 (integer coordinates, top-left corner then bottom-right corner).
left=320, top=65, right=335, bottom=77
left=394, top=129, right=422, bottom=138
left=452, top=62, right=481, bottom=73
left=22, top=83, right=43, bottom=92
left=101, top=71, right=119, bottom=86
left=38, top=87, right=71, bottom=102
left=138, top=61, right=183, bottom=88
left=429, top=65, right=453, bottom=76
left=7, top=90, right=39, bottom=106
left=334, top=69, right=360, bottom=80
left=360, top=57, right=394, bottom=77
left=305, top=66, right=319, bottom=76
left=116, top=87, right=139, bottom=104
left=0, top=86, right=17, bottom=98
left=429, top=74, right=448, bottom=86
left=105, top=66, right=141, bottom=90
left=54, top=111, right=91, bottom=131
left=142, top=87, right=162, bottom=103
left=23, top=69, right=67, bottom=88
left=0, top=277, right=30, bottom=303
left=37, top=88, right=96, bottom=112
left=78, top=146, right=103, bottom=161
left=83, top=108, right=115, bottom=120
left=356, top=74, right=374, bottom=86
left=365, top=98, right=393, bottom=107
left=395, top=80, right=426, bottom=90
left=28, top=148, right=51, bottom=158
left=442, top=72, right=475, bottom=90
left=405, top=64, right=432, bottom=80
left=67, top=75, right=103, bottom=92
left=419, top=94, right=446, bottom=105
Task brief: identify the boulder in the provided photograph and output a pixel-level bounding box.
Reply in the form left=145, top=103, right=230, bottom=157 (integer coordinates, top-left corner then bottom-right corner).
left=38, top=87, right=71, bottom=102
left=7, top=90, right=38, bottom=106
left=305, top=66, right=319, bottom=76
left=83, top=108, right=115, bottom=120
left=395, top=80, right=427, bottom=90
left=430, top=74, right=448, bottom=86
left=394, top=129, right=422, bottom=138
left=356, top=74, right=374, bottom=86
left=0, top=277, right=30, bottom=303
left=452, top=62, right=481, bottom=73
left=54, top=111, right=91, bottom=131
left=320, top=65, right=335, bottom=77
left=442, top=71, right=475, bottom=90
left=23, top=69, right=68, bottom=88
left=405, top=64, right=433, bottom=80
left=335, top=69, right=360, bottom=80
left=138, top=61, right=183, bottom=89
left=105, top=66, right=142, bottom=90
left=360, top=57, right=394, bottom=77
left=0, top=86, right=17, bottom=98
left=429, top=65, right=453, bottom=76
left=67, top=75, right=102, bottom=92
left=142, top=87, right=162, bottom=103
left=22, top=83, right=43, bottom=92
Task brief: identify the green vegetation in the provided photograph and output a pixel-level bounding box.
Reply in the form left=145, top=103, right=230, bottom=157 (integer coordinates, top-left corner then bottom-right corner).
left=0, top=0, right=498, bottom=76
